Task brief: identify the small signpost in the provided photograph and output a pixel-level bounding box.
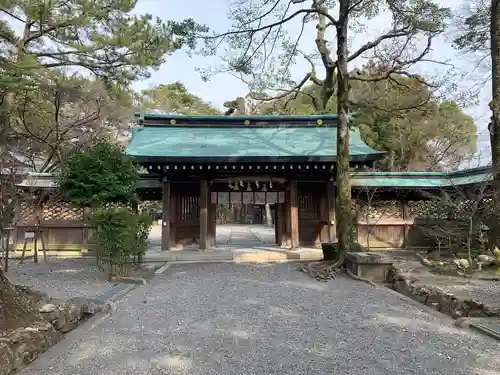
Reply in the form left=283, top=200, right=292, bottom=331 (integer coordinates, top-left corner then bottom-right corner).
left=2, top=227, right=13, bottom=272
left=19, top=225, right=47, bottom=264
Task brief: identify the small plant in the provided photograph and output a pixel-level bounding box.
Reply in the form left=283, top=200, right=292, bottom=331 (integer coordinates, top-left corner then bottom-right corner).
left=58, top=140, right=139, bottom=207
left=89, top=205, right=152, bottom=275
left=58, top=140, right=147, bottom=276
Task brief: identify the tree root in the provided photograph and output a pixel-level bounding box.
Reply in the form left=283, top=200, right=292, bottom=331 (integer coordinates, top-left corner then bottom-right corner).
left=415, top=252, right=433, bottom=267
left=298, top=260, right=344, bottom=282
left=299, top=260, right=377, bottom=287
left=344, top=268, right=378, bottom=287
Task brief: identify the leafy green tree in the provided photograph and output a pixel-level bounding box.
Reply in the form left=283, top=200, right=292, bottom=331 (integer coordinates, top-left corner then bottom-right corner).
left=256, top=72, right=476, bottom=171
left=5, top=75, right=133, bottom=172
left=138, top=82, right=220, bottom=115
left=0, top=1, right=206, bottom=172
left=453, top=1, right=500, bottom=223
left=58, top=140, right=150, bottom=274
left=201, top=0, right=452, bottom=255
left=58, top=140, right=139, bottom=207
left=0, top=0, right=206, bottom=85
left=453, top=0, right=490, bottom=55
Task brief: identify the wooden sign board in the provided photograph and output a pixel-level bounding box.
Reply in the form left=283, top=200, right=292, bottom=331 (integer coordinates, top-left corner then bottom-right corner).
left=218, top=192, right=229, bottom=204
left=24, top=231, right=35, bottom=239
left=242, top=192, right=254, bottom=204
left=266, top=192, right=278, bottom=204
left=278, top=192, right=285, bottom=203
left=230, top=192, right=242, bottom=203
left=211, top=192, right=218, bottom=204
left=254, top=192, right=266, bottom=205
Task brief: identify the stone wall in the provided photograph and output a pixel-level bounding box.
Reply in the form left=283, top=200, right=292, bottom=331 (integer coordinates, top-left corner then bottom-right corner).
left=1, top=286, right=109, bottom=375
left=389, top=267, right=500, bottom=319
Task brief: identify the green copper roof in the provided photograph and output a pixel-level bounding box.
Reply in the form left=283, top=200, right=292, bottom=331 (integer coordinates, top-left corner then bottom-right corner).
left=135, top=112, right=359, bottom=123
left=125, top=125, right=383, bottom=161
left=351, top=167, right=491, bottom=188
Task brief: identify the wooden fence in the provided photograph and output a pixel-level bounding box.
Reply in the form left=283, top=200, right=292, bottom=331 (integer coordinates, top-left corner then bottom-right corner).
left=11, top=198, right=480, bottom=253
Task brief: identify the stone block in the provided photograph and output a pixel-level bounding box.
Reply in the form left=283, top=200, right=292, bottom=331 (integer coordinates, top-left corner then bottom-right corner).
left=345, top=252, right=394, bottom=283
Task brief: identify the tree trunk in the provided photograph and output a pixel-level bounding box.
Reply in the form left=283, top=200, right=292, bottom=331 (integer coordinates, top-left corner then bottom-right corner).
left=491, top=0, right=500, bottom=173
left=491, top=0, right=500, bottom=249
left=335, top=2, right=353, bottom=255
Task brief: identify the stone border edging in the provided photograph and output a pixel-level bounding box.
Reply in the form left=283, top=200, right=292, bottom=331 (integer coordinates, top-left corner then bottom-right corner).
left=470, top=323, right=500, bottom=341
left=390, top=267, right=500, bottom=325
left=18, top=281, right=142, bottom=374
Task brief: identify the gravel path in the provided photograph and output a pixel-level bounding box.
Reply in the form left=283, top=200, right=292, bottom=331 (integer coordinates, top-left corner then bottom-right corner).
left=26, top=262, right=500, bottom=375
left=6, top=258, right=113, bottom=300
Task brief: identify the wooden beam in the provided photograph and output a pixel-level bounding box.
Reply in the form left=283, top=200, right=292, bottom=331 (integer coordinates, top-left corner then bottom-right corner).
left=161, top=180, right=170, bottom=250
left=289, top=179, right=299, bottom=249
left=169, top=195, right=177, bottom=249
left=327, top=181, right=336, bottom=242
left=200, top=180, right=208, bottom=250
left=276, top=203, right=286, bottom=247
left=208, top=202, right=216, bottom=248
left=319, top=193, right=328, bottom=245
left=274, top=206, right=279, bottom=244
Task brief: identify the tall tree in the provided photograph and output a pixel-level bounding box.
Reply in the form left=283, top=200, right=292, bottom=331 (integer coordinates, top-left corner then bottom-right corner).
left=0, top=0, right=205, bottom=85
left=492, top=0, right=500, bottom=180
left=201, top=0, right=451, bottom=254
left=453, top=0, right=490, bottom=55
left=139, top=82, right=220, bottom=115
left=6, top=75, right=132, bottom=172
left=257, top=76, right=477, bottom=171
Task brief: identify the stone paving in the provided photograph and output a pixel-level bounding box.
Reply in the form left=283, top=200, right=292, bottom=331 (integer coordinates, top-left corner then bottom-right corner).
left=147, top=223, right=277, bottom=250
left=145, top=224, right=322, bottom=262
left=23, top=262, right=500, bottom=375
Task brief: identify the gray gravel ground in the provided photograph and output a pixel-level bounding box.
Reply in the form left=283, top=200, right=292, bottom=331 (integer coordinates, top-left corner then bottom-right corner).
left=26, top=262, right=500, bottom=375
left=6, top=258, right=113, bottom=299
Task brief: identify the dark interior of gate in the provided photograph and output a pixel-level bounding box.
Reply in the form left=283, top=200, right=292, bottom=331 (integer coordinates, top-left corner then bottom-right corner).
left=127, top=113, right=383, bottom=250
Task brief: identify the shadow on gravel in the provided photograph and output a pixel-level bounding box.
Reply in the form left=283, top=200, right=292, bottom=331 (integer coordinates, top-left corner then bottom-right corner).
left=22, top=262, right=500, bottom=375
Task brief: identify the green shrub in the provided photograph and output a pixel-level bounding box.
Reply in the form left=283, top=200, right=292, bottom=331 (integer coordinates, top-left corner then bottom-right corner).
left=89, top=205, right=152, bottom=276
left=58, top=141, right=139, bottom=207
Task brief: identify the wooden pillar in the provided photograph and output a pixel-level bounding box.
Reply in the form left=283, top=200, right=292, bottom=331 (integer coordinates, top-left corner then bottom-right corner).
left=82, top=206, right=92, bottom=251
left=289, top=180, right=299, bottom=249
left=401, top=201, right=409, bottom=248
left=327, top=181, right=336, bottom=242
left=319, top=193, right=329, bottom=245
left=200, top=180, right=208, bottom=250
left=208, top=202, right=216, bottom=248
left=276, top=203, right=285, bottom=246
left=161, top=180, right=170, bottom=251
left=131, top=201, right=138, bottom=213
left=170, top=195, right=177, bottom=249
left=274, top=206, right=279, bottom=244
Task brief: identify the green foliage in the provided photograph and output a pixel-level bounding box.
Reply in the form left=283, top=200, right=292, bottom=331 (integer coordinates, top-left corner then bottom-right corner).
left=0, top=0, right=207, bottom=85
left=4, top=74, right=133, bottom=172
left=58, top=141, right=139, bottom=207
left=256, top=73, right=477, bottom=171
left=138, top=82, right=220, bottom=114
left=89, top=205, right=152, bottom=275
left=453, top=1, right=490, bottom=53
